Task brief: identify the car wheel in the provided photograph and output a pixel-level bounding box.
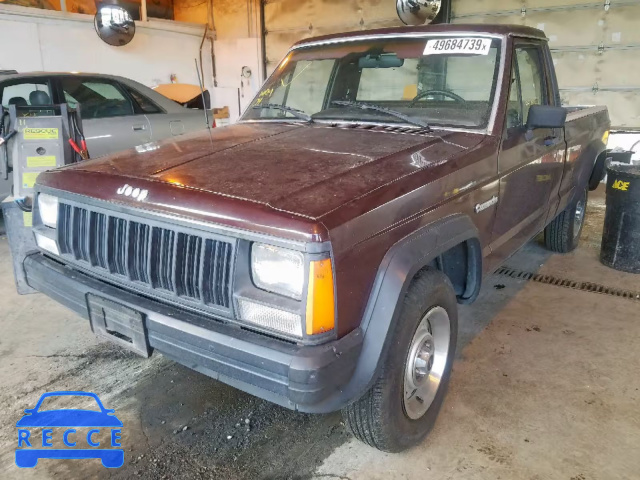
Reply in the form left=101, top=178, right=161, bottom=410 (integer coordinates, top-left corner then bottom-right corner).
left=342, top=268, right=458, bottom=452
left=544, top=187, right=588, bottom=253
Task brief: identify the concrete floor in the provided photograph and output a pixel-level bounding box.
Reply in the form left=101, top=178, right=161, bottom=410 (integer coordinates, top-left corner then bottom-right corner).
left=1, top=186, right=639, bottom=479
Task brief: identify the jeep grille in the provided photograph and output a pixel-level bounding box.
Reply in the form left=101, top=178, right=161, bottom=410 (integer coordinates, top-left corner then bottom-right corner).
left=57, top=203, right=233, bottom=309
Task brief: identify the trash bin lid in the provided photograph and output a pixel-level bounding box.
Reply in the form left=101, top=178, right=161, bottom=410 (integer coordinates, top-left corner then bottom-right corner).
left=607, top=163, right=640, bottom=179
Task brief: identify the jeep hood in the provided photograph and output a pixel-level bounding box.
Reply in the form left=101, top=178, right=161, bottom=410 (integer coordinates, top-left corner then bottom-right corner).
left=42, top=123, right=483, bottom=219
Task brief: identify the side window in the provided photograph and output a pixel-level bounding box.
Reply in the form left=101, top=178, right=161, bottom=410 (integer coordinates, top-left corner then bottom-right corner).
left=124, top=86, right=163, bottom=114
left=60, top=77, right=134, bottom=119
left=1, top=81, right=51, bottom=107
left=515, top=47, right=546, bottom=124
left=506, top=66, right=522, bottom=129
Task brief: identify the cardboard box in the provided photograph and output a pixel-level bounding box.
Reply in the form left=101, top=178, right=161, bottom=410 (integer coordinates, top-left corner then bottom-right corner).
left=213, top=106, right=230, bottom=119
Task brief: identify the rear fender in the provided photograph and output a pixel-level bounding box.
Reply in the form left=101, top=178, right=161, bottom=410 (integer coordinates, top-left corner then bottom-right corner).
left=576, top=137, right=607, bottom=194
left=589, top=149, right=611, bottom=191
left=561, top=138, right=607, bottom=211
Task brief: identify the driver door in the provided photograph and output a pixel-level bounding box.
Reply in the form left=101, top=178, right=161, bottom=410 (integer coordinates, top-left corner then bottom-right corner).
left=490, top=42, right=565, bottom=264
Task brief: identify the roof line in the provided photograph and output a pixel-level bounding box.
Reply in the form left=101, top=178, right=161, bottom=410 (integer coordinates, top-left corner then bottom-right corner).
left=291, top=24, right=547, bottom=49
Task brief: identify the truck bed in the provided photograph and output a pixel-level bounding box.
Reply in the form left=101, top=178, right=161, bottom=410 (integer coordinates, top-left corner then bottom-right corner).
left=565, top=105, right=608, bottom=121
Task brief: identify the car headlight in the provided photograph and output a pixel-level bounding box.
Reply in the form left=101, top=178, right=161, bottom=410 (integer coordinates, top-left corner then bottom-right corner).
left=251, top=243, right=304, bottom=300
left=38, top=194, right=59, bottom=229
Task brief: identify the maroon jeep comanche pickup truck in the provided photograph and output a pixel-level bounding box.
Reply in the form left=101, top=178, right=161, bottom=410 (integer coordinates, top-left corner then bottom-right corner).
left=26, top=24, right=610, bottom=451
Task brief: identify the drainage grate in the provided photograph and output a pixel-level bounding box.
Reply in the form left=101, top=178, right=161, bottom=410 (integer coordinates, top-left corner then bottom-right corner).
left=496, top=267, right=640, bottom=302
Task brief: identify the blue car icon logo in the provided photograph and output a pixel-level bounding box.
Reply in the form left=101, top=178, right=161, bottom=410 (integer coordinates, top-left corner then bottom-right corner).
left=15, top=391, right=123, bottom=468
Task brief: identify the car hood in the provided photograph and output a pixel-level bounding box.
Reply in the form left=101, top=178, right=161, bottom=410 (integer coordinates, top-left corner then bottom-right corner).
left=40, top=122, right=484, bottom=224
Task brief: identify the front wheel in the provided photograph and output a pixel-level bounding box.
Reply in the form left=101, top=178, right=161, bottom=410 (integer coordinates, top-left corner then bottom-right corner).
left=342, top=269, right=458, bottom=452
left=544, top=187, right=588, bottom=253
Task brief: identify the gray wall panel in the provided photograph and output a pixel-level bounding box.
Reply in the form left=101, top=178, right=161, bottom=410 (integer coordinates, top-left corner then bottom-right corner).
left=452, top=0, right=640, bottom=128
left=264, top=0, right=402, bottom=73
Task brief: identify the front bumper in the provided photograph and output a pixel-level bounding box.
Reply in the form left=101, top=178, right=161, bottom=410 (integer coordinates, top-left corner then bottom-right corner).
left=24, top=253, right=363, bottom=413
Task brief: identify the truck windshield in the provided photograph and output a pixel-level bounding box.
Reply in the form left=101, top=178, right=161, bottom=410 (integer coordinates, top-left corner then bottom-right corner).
left=242, top=36, right=502, bottom=130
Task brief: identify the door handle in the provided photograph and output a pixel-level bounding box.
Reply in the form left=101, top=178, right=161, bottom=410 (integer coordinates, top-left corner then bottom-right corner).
left=132, top=125, right=146, bottom=131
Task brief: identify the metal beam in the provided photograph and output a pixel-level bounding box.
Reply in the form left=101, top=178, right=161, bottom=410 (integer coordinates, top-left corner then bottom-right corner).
left=452, top=0, right=640, bottom=20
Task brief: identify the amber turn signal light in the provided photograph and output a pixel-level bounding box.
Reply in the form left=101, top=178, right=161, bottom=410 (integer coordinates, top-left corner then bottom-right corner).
left=305, top=258, right=336, bottom=335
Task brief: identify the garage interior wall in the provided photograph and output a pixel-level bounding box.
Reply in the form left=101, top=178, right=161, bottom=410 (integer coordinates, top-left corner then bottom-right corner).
left=263, top=0, right=403, bottom=75
left=0, top=0, right=199, bottom=20
left=208, top=0, right=264, bottom=122
left=0, top=4, right=214, bottom=91
left=450, top=0, right=640, bottom=155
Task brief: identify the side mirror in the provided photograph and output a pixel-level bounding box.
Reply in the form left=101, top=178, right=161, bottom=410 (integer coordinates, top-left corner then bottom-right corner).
left=526, top=105, right=567, bottom=129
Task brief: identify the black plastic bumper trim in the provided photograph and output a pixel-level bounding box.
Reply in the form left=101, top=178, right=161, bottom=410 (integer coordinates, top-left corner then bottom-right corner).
left=23, top=253, right=363, bottom=412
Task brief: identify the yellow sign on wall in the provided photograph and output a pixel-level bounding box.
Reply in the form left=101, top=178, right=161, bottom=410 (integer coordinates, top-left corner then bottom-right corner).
left=23, top=128, right=59, bottom=140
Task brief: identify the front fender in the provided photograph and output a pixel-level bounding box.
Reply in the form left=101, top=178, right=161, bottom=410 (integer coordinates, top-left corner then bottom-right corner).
left=307, top=214, right=481, bottom=413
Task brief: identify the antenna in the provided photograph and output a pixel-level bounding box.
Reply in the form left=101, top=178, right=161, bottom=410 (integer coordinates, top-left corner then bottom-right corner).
left=396, top=0, right=442, bottom=26
left=194, top=58, right=211, bottom=129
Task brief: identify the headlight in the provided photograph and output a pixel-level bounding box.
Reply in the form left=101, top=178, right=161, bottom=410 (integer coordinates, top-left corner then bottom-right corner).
left=251, top=244, right=304, bottom=300
left=38, top=194, right=59, bottom=228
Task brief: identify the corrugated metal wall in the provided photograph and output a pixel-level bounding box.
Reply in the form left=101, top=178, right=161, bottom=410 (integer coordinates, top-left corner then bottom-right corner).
left=262, top=0, right=639, bottom=129
left=451, top=0, right=640, bottom=129
left=263, top=0, right=403, bottom=73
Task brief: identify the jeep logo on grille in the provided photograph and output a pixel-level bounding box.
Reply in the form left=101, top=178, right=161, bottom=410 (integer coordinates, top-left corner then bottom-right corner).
left=116, top=184, right=148, bottom=202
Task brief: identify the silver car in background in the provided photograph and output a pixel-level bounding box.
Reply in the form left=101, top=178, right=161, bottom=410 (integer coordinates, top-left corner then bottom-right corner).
left=0, top=72, right=208, bottom=200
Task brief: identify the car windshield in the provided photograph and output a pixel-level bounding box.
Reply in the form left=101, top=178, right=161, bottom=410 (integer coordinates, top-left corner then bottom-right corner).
left=242, top=36, right=502, bottom=130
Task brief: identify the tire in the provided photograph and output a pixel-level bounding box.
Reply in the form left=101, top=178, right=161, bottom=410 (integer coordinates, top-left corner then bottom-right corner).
left=342, top=268, right=458, bottom=452
left=544, top=187, right=588, bottom=253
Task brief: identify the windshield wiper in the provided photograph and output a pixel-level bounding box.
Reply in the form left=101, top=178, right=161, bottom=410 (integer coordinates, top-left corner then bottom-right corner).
left=252, top=104, right=313, bottom=122
left=330, top=100, right=430, bottom=130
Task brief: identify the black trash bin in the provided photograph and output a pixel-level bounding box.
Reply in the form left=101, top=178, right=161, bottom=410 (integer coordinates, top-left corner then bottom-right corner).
left=600, top=164, right=640, bottom=273
left=607, top=149, right=634, bottom=164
